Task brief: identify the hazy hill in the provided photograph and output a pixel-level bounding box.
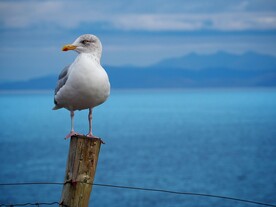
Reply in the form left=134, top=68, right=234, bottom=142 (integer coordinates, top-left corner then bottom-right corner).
left=1, top=51, right=276, bottom=89
left=155, top=51, right=276, bottom=71
left=107, top=51, right=276, bottom=88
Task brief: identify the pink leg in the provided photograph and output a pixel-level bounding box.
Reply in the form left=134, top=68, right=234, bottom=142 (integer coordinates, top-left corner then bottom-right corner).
left=65, top=111, right=80, bottom=139
left=86, top=108, right=99, bottom=138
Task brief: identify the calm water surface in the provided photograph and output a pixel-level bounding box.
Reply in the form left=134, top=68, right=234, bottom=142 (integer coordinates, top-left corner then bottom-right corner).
left=0, top=88, right=276, bottom=206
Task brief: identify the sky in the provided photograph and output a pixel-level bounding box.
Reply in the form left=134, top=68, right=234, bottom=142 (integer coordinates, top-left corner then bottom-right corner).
left=0, top=0, right=276, bottom=81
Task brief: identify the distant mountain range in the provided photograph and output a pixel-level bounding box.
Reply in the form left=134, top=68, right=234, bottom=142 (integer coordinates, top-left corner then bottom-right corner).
left=1, top=51, right=276, bottom=89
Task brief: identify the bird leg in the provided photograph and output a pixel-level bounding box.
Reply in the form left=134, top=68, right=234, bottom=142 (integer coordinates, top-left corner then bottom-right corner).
left=65, top=110, right=80, bottom=139
left=86, top=108, right=99, bottom=138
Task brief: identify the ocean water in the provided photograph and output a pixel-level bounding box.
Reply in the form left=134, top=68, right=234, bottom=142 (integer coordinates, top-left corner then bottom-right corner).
left=0, top=88, right=276, bottom=207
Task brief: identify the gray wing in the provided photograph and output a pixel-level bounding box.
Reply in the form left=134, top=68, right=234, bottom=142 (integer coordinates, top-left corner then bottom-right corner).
left=54, top=65, right=70, bottom=95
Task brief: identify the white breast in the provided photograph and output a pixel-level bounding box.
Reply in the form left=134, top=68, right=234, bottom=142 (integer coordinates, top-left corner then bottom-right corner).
left=55, top=54, right=110, bottom=111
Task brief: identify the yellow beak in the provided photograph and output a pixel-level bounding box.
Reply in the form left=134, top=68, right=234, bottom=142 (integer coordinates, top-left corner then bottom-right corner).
left=62, top=44, right=77, bottom=51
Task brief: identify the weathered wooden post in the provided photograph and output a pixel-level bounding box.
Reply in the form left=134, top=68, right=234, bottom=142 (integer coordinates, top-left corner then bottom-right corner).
left=60, top=135, right=103, bottom=207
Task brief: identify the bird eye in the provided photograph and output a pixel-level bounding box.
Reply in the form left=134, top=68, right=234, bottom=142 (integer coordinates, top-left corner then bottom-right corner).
left=81, top=40, right=91, bottom=44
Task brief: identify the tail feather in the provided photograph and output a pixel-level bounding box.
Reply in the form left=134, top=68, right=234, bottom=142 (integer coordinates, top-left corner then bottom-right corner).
left=53, top=97, right=61, bottom=110
left=52, top=105, right=61, bottom=110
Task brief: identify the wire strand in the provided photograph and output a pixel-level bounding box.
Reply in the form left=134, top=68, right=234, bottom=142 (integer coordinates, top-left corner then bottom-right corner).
left=0, top=202, right=60, bottom=207
left=0, top=182, right=275, bottom=207
left=93, top=183, right=276, bottom=207
left=0, top=182, right=64, bottom=186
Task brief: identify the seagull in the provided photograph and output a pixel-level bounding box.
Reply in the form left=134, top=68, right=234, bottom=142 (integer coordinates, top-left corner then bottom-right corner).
left=53, top=34, right=110, bottom=139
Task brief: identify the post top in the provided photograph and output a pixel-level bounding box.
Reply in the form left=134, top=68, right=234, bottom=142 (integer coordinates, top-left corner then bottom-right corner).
left=70, top=135, right=105, bottom=144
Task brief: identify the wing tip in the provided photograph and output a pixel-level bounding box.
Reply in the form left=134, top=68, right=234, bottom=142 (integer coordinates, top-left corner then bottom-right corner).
left=52, top=105, right=60, bottom=110
left=53, top=99, right=61, bottom=110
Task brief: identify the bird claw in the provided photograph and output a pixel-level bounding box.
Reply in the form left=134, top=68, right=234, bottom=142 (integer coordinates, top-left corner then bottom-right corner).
left=65, top=131, right=80, bottom=139
left=86, top=133, right=99, bottom=139
left=64, top=132, right=105, bottom=143
left=86, top=133, right=105, bottom=144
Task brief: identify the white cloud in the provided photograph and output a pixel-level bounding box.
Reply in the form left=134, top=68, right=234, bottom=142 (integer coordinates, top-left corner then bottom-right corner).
left=0, top=1, right=102, bottom=28
left=114, top=13, right=276, bottom=31
left=1, top=1, right=276, bottom=31
left=114, top=14, right=203, bottom=31
left=0, top=1, right=63, bottom=28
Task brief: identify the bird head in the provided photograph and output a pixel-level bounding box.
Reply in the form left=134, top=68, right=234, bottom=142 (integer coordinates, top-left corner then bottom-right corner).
left=62, top=34, right=102, bottom=58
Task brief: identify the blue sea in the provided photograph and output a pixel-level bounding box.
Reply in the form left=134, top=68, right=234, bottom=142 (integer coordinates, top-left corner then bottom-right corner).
left=0, top=88, right=276, bottom=207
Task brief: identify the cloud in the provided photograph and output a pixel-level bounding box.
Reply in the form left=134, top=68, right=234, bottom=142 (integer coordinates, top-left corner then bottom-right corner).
left=113, top=13, right=276, bottom=31
left=0, top=1, right=276, bottom=31
left=0, top=1, right=103, bottom=28
left=0, top=1, right=63, bottom=28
